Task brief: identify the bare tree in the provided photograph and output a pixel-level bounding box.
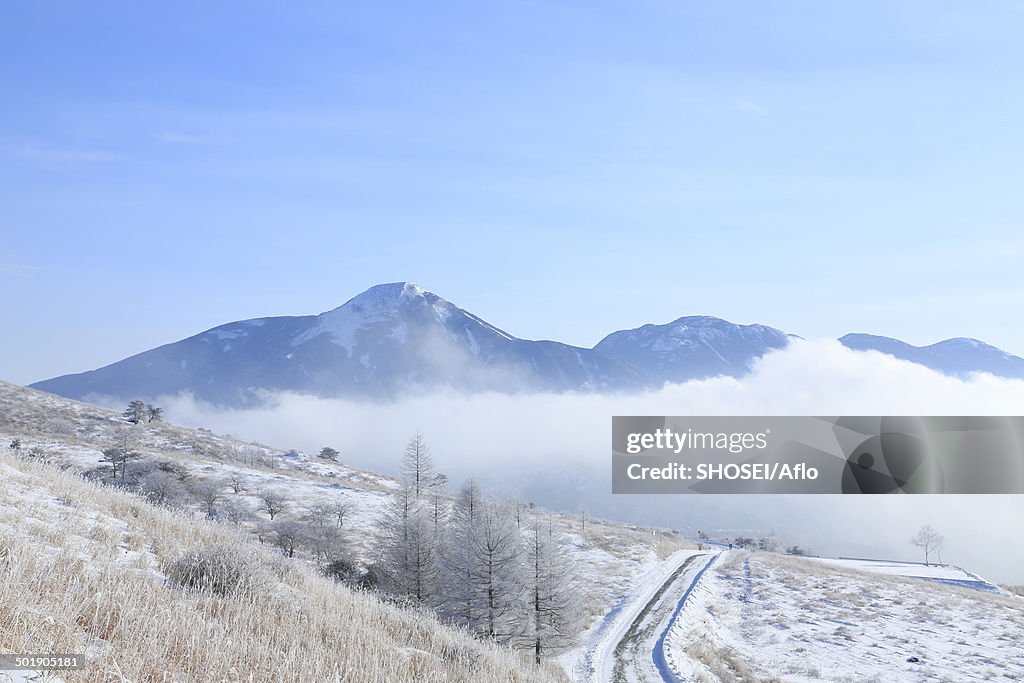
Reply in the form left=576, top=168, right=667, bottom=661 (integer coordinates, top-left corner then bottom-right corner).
left=139, top=471, right=185, bottom=507
left=911, top=525, right=944, bottom=565
left=304, top=524, right=347, bottom=565
left=469, top=500, right=524, bottom=642
left=303, top=503, right=332, bottom=528
left=220, top=499, right=250, bottom=525
left=379, top=482, right=442, bottom=606
left=259, top=491, right=289, bottom=520
left=330, top=499, right=355, bottom=528
left=227, top=473, right=246, bottom=494
left=193, top=481, right=224, bottom=516
left=273, top=520, right=303, bottom=558
left=429, top=475, right=448, bottom=536
left=146, top=404, right=164, bottom=423
left=518, top=519, right=583, bottom=663
left=401, top=431, right=436, bottom=499
left=442, top=478, right=484, bottom=627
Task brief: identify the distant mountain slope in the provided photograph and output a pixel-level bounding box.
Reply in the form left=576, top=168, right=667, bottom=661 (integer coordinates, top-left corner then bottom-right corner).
left=839, top=333, right=1024, bottom=379
left=30, top=283, right=644, bottom=404
left=594, top=315, right=792, bottom=383
left=28, top=282, right=1024, bottom=406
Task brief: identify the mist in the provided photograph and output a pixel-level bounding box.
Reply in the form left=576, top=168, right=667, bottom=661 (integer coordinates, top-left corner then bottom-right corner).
left=151, top=340, right=1024, bottom=584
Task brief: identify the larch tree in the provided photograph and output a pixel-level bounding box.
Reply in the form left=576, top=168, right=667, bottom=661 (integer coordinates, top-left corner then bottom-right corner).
left=401, top=431, right=435, bottom=499
left=379, top=481, right=442, bottom=606
left=469, top=499, right=524, bottom=643
left=519, top=518, right=583, bottom=663
left=442, top=478, right=485, bottom=626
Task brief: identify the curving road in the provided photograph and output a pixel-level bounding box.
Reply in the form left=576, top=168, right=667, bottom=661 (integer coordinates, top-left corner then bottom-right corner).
left=581, top=550, right=719, bottom=682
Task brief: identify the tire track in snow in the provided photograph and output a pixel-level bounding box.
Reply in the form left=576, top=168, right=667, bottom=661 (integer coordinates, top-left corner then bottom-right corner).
left=651, top=552, right=720, bottom=682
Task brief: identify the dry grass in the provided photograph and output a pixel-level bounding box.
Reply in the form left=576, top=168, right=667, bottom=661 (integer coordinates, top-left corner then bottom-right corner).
left=0, top=452, right=564, bottom=682
left=578, top=517, right=689, bottom=560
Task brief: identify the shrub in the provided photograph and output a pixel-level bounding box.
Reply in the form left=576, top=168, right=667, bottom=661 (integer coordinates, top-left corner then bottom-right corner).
left=322, top=557, right=361, bottom=585
left=167, top=545, right=262, bottom=597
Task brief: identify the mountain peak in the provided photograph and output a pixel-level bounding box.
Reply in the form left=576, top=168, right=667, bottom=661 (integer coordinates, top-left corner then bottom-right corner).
left=840, top=333, right=1024, bottom=378
left=333, top=282, right=428, bottom=309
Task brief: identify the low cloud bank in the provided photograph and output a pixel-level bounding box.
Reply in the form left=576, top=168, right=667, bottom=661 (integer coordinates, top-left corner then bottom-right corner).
left=157, top=340, right=1024, bottom=584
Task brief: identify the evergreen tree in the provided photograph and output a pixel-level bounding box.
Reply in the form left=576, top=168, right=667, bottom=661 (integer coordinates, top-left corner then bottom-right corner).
left=123, top=400, right=147, bottom=424
left=318, top=446, right=340, bottom=462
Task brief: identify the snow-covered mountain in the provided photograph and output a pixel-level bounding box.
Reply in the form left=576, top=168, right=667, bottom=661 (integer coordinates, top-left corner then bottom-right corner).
left=30, top=282, right=645, bottom=404
left=29, top=282, right=1024, bottom=405
left=594, top=316, right=792, bottom=383
left=839, top=333, right=1024, bottom=379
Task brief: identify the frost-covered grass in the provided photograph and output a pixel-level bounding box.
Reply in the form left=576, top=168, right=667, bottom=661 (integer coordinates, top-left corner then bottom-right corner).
left=0, top=451, right=564, bottom=682
left=666, top=551, right=1024, bottom=682
left=0, top=381, right=684, bottom=579
left=0, top=380, right=687, bottom=679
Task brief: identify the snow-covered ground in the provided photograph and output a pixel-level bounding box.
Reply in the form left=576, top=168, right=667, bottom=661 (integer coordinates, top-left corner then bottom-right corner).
left=810, top=557, right=1007, bottom=595
left=0, top=438, right=564, bottom=683
left=665, top=551, right=1024, bottom=682
left=0, top=380, right=688, bottom=664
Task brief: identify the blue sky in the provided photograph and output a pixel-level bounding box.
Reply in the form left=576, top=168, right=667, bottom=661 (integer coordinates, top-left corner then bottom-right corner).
left=2, top=1, right=1023, bottom=384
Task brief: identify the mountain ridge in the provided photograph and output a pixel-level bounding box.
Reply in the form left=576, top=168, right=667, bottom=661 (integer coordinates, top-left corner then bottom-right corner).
left=28, top=282, right=1024, bottom=404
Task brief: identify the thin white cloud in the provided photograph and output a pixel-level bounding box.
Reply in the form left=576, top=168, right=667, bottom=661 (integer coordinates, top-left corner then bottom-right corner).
left=738, top=99, right=768, bottom=117
left=14, top=145, right=124, bottom=163
left=0, top=262, right=37, bottom=277
left=155, top=131, right=215, bottom=144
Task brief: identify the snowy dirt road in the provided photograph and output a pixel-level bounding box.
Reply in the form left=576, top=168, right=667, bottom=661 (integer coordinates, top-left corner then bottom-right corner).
left=573, top=549, right=718, bottom=682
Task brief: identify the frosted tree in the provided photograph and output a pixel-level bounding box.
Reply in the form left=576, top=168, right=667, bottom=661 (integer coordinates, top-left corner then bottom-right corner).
left=379, top=482, right=442, bottom=606
left=428, top=474, right=449, bottom=536
left=100, top=427, right=142, bottom=480
left=193, top=480, right=223, bottom=516
left=518, top=518, right=584, bottom=663
left=441, top=478, right=485, bottom=626
left=469, top=499, right=525, bottom=642
left=911, top=524, right=944, bottom=565
left=123, top=400, right=147, bottom=424
left=330, top=499, right=355, bottom=528
left=258, top=490, right=288, bottom=520
left=145, top=404, right=163, bottom=423
left=401, top=431, right=436, bottom=498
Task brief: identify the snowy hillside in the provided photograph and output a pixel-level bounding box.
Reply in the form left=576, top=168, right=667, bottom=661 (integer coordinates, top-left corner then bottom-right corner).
left=840, top=333, right=1024, bottom=379
left=0, top=443, right=563, bottom=682
left=594, top=315, right=792, bottom=383
left=810, top=557, right=1008, bottom=595
left=0, top=380, right=690, bottom=677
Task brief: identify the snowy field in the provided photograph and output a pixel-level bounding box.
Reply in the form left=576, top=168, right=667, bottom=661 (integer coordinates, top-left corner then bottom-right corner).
left=809, top=557, right=1007, bottom=594
left=665, top=551, right=1024, bottom=682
